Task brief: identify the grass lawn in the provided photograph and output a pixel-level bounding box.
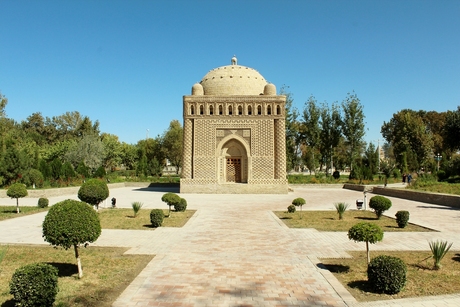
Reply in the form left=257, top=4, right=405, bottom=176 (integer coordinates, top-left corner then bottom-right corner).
left=98, top=208, right=196, bottom=229
left=274, top=210, right=434, bottom=232
left=0, top=206, right=49, bottom=221
left=0, top=245, right=153, bottom=307
left=321, top=250, right=460, bottom=302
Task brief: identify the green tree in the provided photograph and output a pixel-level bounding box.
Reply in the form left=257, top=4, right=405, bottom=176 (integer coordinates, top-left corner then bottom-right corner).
left=28, top=168, right=44, bottom=188
left=7, top=183, right=28, bottom=213
left=65, top=134, right=105, bottom=172
left=369, top=195, right=392, bottom=219
left=1, top=146, right=28, bottom=185
left=348, top=222, right=384, bottom=264
left=282, top=86, right=302, bottom=172
left=302, top=96, right=321, bottom=173
left=120, top=142, right=138, bottom=170
left=292, top=197, right=306, bottom=219
left=161, top=192, right=181, bottom=217
left=341, top=92, right=365, bottom=174
left=319, top=102, right=342, bottom=175
left=42, top=199, right=101, bottom=278
left=444, top=106, right=460, bottom=153
left=0, top=92, right=7, bottom=118
left=162, top=120, right=183, bottom=174
left=101, top=133, right=123, bottom=170
left=77, top=179, right=109, bottom=211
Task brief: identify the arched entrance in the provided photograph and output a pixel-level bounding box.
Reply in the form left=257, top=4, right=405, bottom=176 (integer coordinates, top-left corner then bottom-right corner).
left=218, top=137, right=248, bottom=183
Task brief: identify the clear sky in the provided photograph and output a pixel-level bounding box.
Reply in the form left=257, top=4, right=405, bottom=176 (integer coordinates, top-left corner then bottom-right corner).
left=1, top=0, right=459, bottom=146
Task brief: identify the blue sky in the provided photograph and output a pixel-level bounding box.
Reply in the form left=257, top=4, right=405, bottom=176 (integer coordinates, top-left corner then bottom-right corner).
left=1, top=0, right=459, bottom=146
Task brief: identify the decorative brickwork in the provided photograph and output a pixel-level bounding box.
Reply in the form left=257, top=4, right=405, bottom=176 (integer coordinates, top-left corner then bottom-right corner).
left=180, top=58, right=288, bottom=194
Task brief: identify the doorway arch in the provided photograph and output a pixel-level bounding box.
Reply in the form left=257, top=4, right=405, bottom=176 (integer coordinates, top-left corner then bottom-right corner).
left=216, top=136, right=249, bottom=183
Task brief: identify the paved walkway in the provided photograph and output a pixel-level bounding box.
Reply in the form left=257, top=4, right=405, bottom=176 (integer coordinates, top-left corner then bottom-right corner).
left=1, top=186, right=460, bottom=306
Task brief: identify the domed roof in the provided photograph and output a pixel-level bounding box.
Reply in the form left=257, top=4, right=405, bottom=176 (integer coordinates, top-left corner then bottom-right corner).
left=199, top=58, right=268, bottom=95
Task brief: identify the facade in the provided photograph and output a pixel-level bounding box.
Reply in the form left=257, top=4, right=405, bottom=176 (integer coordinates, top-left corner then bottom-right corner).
left=180, top=57, right=288, bottom=194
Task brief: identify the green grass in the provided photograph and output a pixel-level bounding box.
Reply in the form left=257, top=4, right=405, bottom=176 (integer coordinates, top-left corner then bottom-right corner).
left=409, top=181, right=460, bottom=195
left=274, top=210, right=433, bottom=232
left=0, top=245, right=153, bottom=307
left=0, top=206, right=49, bottom=221
left=321, top=250, right=460, bottom=302
left=98, top=208, right=195, bottom=229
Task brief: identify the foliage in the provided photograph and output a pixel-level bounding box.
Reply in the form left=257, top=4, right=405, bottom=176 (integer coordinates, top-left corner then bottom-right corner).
left=150, top=209, right=164, bottom=228
left=301, top=96, right=321, bottom=172
left=367, top=255, right=407, bottom=294
left=287, top=204, right=296, bottom=213
left=77, top=178, right=109, bottom=210
left=429, top=240, right=453, bottom=270
left=348, top=222, right=384, bottom=264
left=444, top=106, right=460, bottom=152
left=282, top=85, right=302, bottom=172
left=319, top=101, right=342, bottom=175
left=292, top=197, right=306, bottom=218
left=7, top=183, right=28, bottom=213
left=334, top=202, right=349, bottom=220
left=28, top=168, right=44, bottom=187
left=162, top=120, right=183, bottom=174
left=65, top=134, right=105, bottom=171
left=1, top=146, right=28, bottom=185
left=38, top=197, right=49, bottom=208
left=174, top=197, right=187, bottom=212
left=341, top=92, right=365, bottom=173
left=93, top=165, right=106, bottom=178
left=9, top=262, right=59, bottom=307
left=395, top=210, right=410, bottom=228
left=42, top=199, right=101, bottom=278
left=131, top=201, right=143, bottom=217
left=368, top=195, right=392, bottom=219
left=161, top=192, right=181, bottom=216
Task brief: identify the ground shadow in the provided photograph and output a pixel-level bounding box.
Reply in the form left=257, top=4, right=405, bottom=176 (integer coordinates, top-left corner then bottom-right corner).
left=321, top=264, right=350, bottom=273
left=452, top=254, right=460, bottom=262
left=46, top=262, right=78, bottom=277
left=133, top=184, right=179, bottom=193
left=1, top=210, right=17, bottom=214
left=1, top=299, right=14, bottom=307
left=348, top=280, right=373, bottom=293
left=142, top=224, right=160, bottom=229
left=354, top=216, right=378, bottom=221
left=416, top=205, right=460, bottom=211
left=279, top=216, right=292, bottom=220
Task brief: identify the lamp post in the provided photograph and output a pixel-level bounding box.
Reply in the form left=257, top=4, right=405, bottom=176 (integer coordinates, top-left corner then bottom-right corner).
left=435, top=153, right=442, bottom=172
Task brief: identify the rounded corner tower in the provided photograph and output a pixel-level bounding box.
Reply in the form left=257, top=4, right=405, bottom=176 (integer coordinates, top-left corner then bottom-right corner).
left=181, top=57, right=288, bottom=194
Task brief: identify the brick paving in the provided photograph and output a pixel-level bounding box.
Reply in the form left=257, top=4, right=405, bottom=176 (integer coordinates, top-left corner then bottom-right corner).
left=1, top=185, right=460, bottom=306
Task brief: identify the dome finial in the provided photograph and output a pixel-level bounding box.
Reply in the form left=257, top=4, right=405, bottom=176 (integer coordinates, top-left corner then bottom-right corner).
left=231, top=55, right=237, bottom=65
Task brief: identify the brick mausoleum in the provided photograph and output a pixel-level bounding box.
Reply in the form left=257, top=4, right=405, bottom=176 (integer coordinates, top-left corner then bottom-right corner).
left=180, top=56, right=288, bottom=194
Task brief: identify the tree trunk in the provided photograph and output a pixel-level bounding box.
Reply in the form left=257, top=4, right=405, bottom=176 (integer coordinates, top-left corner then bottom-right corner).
left=16, top=198, right=19, bottom=213
left=366, top=241, right=370, bottom=264
left=74, top=245, right=83, bottom=279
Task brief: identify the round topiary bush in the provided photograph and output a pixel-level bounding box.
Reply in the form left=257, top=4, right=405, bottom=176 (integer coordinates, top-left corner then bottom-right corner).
left=42, top=199, right=101, bottom=278
left=38, top=197, right=49, bottom=208
left=7, top=183, right=28, bottom=213
left=78, top=178, right=109, bottom=210
left=174, top=198, right=187, bottom=212
left=395, top=210, right=410, bottom=228
left=150, top=209, right=164, bottom=227
left=10, top=262, right=59, bottom=307
left=287, top=204, right=296, bottom=213
left=369, top=195, right=392, bottom=219
left=367, top=255, right=407, bottom=294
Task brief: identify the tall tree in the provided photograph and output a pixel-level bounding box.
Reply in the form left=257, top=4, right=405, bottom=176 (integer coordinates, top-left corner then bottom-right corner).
left=162, top=120, right=183, bottom=174
left=319, top=102, right=342, bottom=174
left=444, top=106, right=460, bottom=153
left=341, top=92, right=366, bottom=172
left=381, top=109, right=433, bottom=171
left=0, top=92, right=8, bottom=118
left=101, top=133, right=122, bottom=170
left=281, top=85, right=302, bottom=172
left=302, top=96, right=321, bottom=172
left=64, top=135, right=105, bottom=172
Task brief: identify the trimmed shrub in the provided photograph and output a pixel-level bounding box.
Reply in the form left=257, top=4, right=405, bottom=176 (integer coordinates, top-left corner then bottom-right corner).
left=7, top=183, right=28, bottom=213
left=10, top=262, right=59, bottom=307
left=367, top=255, right=407, bottom=294
left=150, top=209, right=164, bottom=227
left=161, top=192, right=181, bottom=216
left=28, top=169, right=44, bottom=188
left=42, top=199, right=101, bottom=278
left=287, top=204, right=296, bottom=213
left=395, top=211, right=410, bottom=228
left=78, top=178, right=109, bottom=210
left=38, top=197, right=49, bottom=208
left=332, top=170, right=340, bottom=179
left=174, top=198, right=187, bottom=212
left=369, top=196, right=392, bottom=219
left=348, top=222, right=384, bottom=264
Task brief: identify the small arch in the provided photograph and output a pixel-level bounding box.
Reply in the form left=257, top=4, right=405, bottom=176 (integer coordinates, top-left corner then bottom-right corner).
left=267, top=105, right=272, bottom=115
left=219, top=105, right=223, bottom=115
left=238, top=105, right=243, bottom=115
left=228, top=105, right=233, bottom=115
left=276, top=105, right=281, bottom=115
left=209, top=105, right=214, bottom=115
left=199, top=105, right=204, bottom=115
left=248, top=105, right=252, bottom=115
left=257, top=105, right=262, bottom=115
left=190, top=105, right=195, bottom=115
